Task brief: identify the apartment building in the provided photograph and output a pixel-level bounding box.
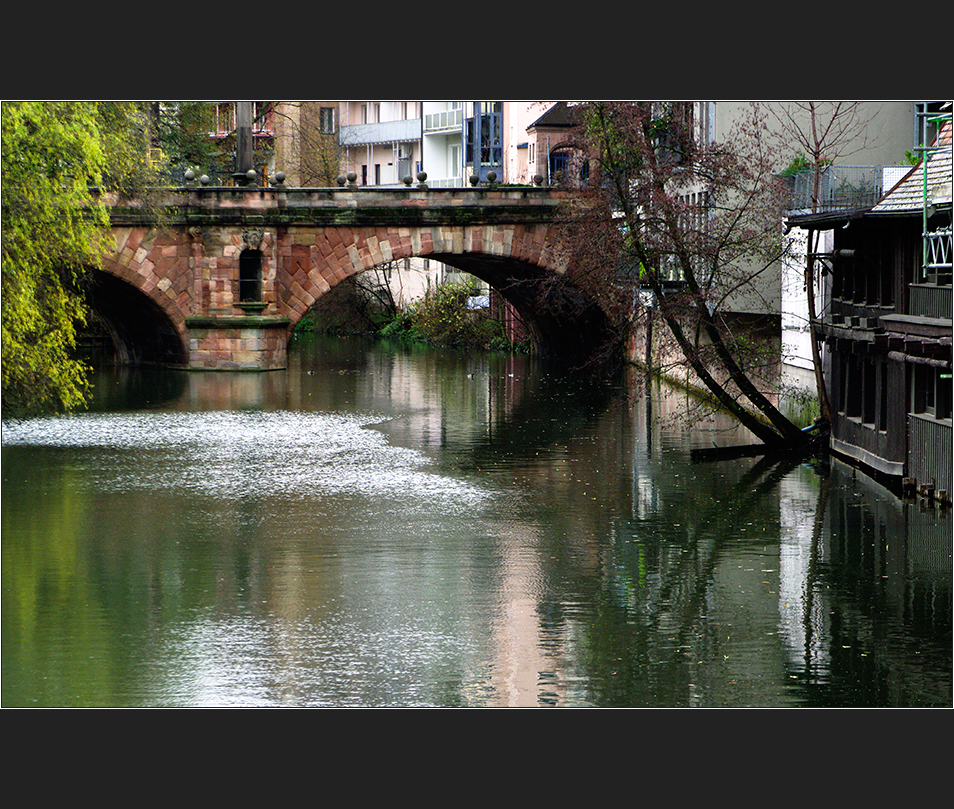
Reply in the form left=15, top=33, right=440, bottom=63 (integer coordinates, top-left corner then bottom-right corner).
left=271, top=102, right=340, bottom=187
left=339, top=101, right=423, bottom=187
left=421, top=102, right=554, bottom=187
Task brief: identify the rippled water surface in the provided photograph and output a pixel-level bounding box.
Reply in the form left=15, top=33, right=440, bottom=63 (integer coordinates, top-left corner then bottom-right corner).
left=3, top=336, right=951, bottom=707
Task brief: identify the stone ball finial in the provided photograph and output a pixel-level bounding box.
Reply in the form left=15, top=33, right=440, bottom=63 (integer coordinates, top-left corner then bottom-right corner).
left=337, top=175, right=347, bottom=186
left=184, top=169, right=196, bottom=184
left=533, top=174, right=544, bottom=186
left=403, top=175, right=413, bottom=186
left=272, top=171, right=286, bottom=186
left=347, top=171, right=357, bottom=184
left=246, top=169, right=258, bottom=184
left=486, top=171, right=497, bottom=184
left=416, top=171, right=427, bottom=183
left=200, top=175, right=211, bottom=186
left=469, top=174, right=480, bottom=186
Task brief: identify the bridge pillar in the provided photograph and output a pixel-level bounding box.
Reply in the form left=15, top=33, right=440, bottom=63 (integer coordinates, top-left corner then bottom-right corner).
left=184, top=315, right=291, bottom=370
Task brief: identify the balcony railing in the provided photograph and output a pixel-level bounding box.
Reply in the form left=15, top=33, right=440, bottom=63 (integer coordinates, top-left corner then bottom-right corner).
left=339, top=118, right=421, bottom=146
left=909, top=284, right=953, bottom=319
left=424, top=108, right=463, bottom=133
left=785, top=166, right=888, bottom=215
left=923, top=226, right=952, bottom=284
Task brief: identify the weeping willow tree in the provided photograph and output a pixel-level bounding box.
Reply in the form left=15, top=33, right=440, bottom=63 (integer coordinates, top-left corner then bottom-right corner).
left=2, top=101, right=154, bottom=417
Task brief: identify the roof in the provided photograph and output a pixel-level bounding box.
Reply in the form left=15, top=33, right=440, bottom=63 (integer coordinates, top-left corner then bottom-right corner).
left=870, top=119, right=952, bottom=215
left=528, top=102, right=585, bottom=131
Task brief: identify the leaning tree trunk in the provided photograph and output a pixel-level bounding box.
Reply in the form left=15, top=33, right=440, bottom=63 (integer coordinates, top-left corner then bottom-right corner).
left=635, top=261, right=792, bottom=447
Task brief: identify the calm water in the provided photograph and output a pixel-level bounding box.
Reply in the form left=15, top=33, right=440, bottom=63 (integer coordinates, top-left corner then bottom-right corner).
left=2, top=336, right=951, bottom=707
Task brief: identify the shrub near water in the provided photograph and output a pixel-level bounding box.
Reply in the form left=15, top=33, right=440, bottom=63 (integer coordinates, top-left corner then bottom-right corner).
left=381, top=282, right=515, bottom=351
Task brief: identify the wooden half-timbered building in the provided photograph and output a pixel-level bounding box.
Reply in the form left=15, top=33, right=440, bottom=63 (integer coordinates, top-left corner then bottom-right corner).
left=790, top=114, right=952, bottom=500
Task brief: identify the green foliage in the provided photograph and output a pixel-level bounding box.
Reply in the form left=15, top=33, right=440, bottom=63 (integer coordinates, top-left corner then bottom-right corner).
left=150, top=102, right=226, bottom=183
left=779, top=153, right=834, bottom=177
left=2, top=102, right=150, bottom=417
left=380, top=281, right=518, bottom=352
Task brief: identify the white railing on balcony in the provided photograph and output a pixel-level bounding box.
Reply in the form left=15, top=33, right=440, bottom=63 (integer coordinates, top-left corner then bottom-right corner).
left=923, top=227, right=952, bottom=282
left=339, top=118, right=421, bottom=146
left=424, top=108, right=463, bottom=133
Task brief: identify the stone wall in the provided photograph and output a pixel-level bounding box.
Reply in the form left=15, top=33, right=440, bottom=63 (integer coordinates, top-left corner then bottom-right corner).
left=185, top=318, right=290, bottom=370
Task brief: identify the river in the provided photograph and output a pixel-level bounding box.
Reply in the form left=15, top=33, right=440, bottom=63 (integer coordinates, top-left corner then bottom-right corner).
left=2, top=335, right=951, bottom=707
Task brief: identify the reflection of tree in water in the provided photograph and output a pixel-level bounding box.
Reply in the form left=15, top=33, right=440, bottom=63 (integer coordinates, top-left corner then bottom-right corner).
left=580, top=450, right=952, bottom=707
left=607, top=454, right=804, bottom=701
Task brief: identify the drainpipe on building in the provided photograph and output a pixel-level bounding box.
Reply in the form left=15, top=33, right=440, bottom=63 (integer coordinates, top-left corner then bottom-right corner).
left=233, top=101, right=254, bottom=185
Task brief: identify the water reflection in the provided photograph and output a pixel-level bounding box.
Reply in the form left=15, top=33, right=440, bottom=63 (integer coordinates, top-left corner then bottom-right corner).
left=2, top=336, right=950, bottom=707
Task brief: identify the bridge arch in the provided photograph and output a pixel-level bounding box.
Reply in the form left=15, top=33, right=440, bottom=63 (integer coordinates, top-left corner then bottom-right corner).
left=282, top=222, right=610, bottom=363
left=82, top=269, right=188, bottom=366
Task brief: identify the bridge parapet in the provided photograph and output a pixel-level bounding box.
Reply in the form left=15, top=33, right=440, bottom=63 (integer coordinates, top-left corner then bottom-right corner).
left=108, top=185, right=576, bottom=228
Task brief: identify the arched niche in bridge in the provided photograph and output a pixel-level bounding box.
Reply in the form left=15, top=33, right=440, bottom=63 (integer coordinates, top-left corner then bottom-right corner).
left=80, top=271, right=187, bottom=367
left=239, top=249, right=263, bottom=303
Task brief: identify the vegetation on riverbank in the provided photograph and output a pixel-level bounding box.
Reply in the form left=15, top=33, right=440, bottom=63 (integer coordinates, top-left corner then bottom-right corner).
left=296, top=277, right=528, bottom=353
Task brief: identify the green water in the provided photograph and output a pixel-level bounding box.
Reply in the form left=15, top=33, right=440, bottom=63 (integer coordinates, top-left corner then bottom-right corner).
left=2, top=336, right=951, bottom=707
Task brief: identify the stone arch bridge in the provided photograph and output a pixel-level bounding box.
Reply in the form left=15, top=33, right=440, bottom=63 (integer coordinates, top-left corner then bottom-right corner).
left=95, top=180, right=608, bottom=370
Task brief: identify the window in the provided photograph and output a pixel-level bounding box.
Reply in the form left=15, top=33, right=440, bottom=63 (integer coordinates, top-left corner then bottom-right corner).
left=844, top=356, right=862, bottom=418
left=841, top=354, right=883, bottom=429
left=239, top=250, right=262, bottom=302
left=549, top=147, right=590, bottom=188
left=450, top=144, right=461, bottom=178
left=211, top=102, right=273, bottom=137
left=465, top=102, right=503, bottom=177
left=320, top=107, right=335, bottom=134
left=879, top=363, right=889, bottom=431
left=913, top=364, right=951, bottom=420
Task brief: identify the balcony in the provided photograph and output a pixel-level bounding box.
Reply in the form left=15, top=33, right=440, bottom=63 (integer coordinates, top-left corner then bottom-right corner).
left=424, top=108, right=463, bottom=133
left=785, top=166, right=895, bottom=216
left=909, top=284, right=952, bottom=319
left=339, top=118, right=421, bottom=147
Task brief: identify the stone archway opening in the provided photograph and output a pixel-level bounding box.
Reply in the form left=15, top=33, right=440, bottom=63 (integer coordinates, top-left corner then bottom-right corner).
left=290, top=250, right=616, bottom=370
left=80, top=271, right=187, bottom=367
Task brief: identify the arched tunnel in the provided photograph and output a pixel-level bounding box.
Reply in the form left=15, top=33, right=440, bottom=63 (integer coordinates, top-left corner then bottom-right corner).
left=81, top=271, right=187, bottom=367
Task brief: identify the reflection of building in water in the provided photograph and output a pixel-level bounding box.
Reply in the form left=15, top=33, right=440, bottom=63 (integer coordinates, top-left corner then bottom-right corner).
left=779, top=458, right=952, bottom=699
left=779, top=465, right=832, bottom=676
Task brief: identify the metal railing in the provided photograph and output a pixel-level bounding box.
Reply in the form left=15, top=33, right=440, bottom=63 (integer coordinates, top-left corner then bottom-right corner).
left=786, top=166, right=885, bottom=215
left=922, top=226, right=952, bottom=284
